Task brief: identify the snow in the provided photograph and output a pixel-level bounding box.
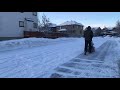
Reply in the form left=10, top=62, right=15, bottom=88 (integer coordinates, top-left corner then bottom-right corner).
left=58, top=29, right=67, bottom=31
left=109, top=31, right=117, bottom=34
left=50, top=37, right=120, bottom=78
left=59, top=21, right=83, bottom=26
left=0, top=36, right=120, bottom=78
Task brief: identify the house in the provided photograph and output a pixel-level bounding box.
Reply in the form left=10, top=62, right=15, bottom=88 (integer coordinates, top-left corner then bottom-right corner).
left=91, top=27, right=98, bottom=36
left=0, top=12, right=38, bottom=40
left=57, top=21, right=84, bottom=37
left=39, top=23, right=68, bottom=38
left=91, top=27, right=102, bottom=36
left=39, top=23, right=57, bottom=32
left=101, top=27, right=118, bottom=36
left=47, top=23, right=57, bottom=32
left=58, top=29, right=67, bottom=33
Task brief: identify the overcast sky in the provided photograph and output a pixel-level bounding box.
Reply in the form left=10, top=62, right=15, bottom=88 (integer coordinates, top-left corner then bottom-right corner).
left=38, top=12, right=120, bottom=28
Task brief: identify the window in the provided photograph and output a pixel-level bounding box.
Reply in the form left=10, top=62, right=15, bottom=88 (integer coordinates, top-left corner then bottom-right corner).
left=70, top=30, right=74, bottom=33
left=33, top=12, right=37, bottom=16
left=73, top=25, right=75, bottom=28
left=19, top=21, right=24, bottom=27
left=80, top=26, right=83, bottom=30
left=61, top=26, right=64, bottom=29
left=80, top=30, right=81, bottom=34
left=33, top=23, right=38, bottom=28
left=73, top=30, right=75, bottom=33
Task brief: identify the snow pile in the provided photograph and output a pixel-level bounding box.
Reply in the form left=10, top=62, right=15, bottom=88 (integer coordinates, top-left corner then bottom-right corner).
left=0, top=37, right=76, bottom=52
left=93, top=36, right=111, bottom=48
left=0, top=36, right=111, bottom=52
left=0, top=37, right=83, bottom=78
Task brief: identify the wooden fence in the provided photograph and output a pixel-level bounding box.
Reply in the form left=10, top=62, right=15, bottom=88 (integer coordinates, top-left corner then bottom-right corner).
left=24, top=31, right=68, bottom=39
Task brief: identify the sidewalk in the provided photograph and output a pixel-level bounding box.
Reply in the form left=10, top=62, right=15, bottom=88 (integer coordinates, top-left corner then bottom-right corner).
left=50, top=40, right=119, bottom=78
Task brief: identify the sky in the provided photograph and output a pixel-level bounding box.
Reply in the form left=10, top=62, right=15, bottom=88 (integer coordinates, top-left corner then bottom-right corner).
left=38, top=12, right=120, bottom=29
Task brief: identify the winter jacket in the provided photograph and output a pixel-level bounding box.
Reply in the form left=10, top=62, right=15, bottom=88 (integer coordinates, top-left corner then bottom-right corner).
left=84, top=29, right=93, bottom=41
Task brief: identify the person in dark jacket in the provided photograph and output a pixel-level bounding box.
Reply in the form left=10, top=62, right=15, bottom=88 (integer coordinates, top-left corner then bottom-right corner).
left=84, top=26, right=93, bottom=55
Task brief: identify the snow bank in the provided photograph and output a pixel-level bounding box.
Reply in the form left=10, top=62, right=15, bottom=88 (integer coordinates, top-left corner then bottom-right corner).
left=0, top=37, right=83, bottom=78
left=0, top=37, right=76, bottom=52
left=93, top=36, right=111, bottom=48
left=0, top=36, right=112, bottom=52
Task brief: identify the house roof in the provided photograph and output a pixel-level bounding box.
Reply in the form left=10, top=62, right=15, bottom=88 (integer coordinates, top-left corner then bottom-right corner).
left=103, top=27, right=113, bottom=30
left=59, top=21, right=83, bottom=26
left=48, top=23, right=57, bottom=27
left=91, top=27, right=100, bottom=29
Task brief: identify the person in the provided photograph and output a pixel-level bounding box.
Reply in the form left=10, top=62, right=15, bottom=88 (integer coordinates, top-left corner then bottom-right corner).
left=84, top=26, right=93, bottom=55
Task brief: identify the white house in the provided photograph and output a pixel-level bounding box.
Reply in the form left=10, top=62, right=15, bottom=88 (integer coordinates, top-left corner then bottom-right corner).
left=0, top=12, right=38, bottom=38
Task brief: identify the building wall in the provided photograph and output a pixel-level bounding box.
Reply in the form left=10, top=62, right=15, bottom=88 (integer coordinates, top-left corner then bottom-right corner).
left=57, top=25, right=83, bottom=37
left=0, top=12, right=38, bottom=37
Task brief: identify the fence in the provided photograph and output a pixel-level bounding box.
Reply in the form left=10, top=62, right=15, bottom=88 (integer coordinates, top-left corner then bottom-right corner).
left=24, top=31, right=68, bottom=39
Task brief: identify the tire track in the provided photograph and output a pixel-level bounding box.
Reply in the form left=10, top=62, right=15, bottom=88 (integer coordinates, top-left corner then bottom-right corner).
left=50, top=40, right=119, bottom=78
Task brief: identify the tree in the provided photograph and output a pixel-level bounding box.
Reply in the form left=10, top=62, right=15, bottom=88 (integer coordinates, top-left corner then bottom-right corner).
left=112, top=27, right=117, bottom=31
left=116, top=20, right=120, bottom=28
left=38, top=13, right=51, bottom=32
left=95, top=27, right=102, bottom=36
left=115, top=20, right=120, bottom=34
left=42, top=14, right=50, bottom=28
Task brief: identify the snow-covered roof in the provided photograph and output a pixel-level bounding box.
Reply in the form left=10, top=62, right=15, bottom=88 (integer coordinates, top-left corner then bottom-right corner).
left=109, top=31, right=117, bottom=34
left=58, top=29, right=67, bottom=31
left=59, top=21, right=83, bottom=26
left=92, top=27, right=100, bottom=29
left=103, top=27, right=113, bottom=30
left=107, top=27, right=113, bottom=30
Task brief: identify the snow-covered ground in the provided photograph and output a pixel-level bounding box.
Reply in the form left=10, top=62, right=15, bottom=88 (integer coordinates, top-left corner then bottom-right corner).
left=0, top=36, right=120, bottom=78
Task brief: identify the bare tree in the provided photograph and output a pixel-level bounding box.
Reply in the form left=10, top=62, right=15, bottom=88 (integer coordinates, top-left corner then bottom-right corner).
left=115, top=20, right=120, bottom=34
left=38, top=13, right=51, bottom=32
left=116, top=20, right=120, bottom=27
left=42, top=14, right=50, bottom=27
